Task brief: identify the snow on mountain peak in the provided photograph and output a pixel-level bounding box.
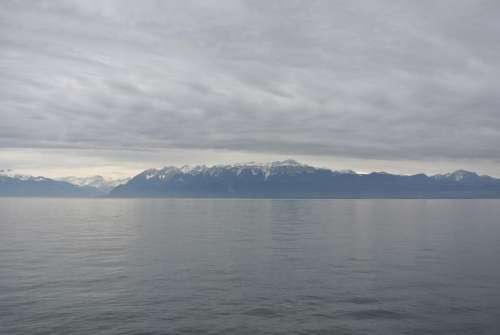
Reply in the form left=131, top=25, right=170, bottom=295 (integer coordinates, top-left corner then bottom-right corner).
left=137, top=160, right=317, bottom=181
left=433, top=170, right=479, bottom=182
left=132, top=160, right=365, bottom=184
left=0, top=169, right=16, bottom=178
left=58, top=175, right=131, bottom=191
left=0, top=169, right=49, bottom=182
left=270, top=159, right=302, bottom=167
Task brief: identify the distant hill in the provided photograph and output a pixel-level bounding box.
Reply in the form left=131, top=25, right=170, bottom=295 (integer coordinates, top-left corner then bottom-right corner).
left=57, top=175, right=130, bottom=193
left=109, top=160, right=500, bottom=198
left=0, top=170, right=101, bottom=197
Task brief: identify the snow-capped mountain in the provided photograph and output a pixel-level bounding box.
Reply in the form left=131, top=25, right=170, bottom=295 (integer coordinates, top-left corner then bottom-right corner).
left=138, top=160, right=326, bottom=182
left=431, top=170, right=494, bottom=183
left=58, top=176, right=130, bottom=193
left=0, top=170, right=101, bottom=197
left=109, top=160, right=500, bottom=198
left=0, top=169, right=51, bottom=182
left=3, top=163, right=500, bottom=198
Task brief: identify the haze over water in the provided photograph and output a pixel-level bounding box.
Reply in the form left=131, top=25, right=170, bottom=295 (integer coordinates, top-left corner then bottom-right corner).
left=1, top=198, right=500, bottom=334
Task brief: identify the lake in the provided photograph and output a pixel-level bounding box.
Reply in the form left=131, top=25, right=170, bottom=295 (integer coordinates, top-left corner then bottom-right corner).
left=1, top=198, right=500, bottom=334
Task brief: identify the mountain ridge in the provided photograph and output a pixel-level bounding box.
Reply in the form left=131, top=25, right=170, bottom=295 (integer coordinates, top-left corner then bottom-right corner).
left=0, top=171, right=101, bottom=197
left=3, top=161, right=500, bottom=198
left=57, top=175, right=130, bottom=193
left=109, top=160, right=500, bottom=198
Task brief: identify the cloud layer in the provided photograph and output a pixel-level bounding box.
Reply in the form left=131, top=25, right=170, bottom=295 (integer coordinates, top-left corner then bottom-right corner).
left=1, top=0, right=500, bottom=175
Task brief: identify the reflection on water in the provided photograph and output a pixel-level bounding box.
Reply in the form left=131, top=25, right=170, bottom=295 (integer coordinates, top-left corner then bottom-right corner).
left=1, top=198, right=500, bottom=334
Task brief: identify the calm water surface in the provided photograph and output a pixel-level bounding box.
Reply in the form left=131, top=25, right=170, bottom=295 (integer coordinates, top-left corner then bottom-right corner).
left=1, top=199, right=500, bottom=334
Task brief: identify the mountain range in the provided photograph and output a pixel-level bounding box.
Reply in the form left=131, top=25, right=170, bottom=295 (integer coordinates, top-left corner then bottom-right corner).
left=2, top=161, right=500, bottom=198
left=109, top=160, right=500, bottom=198
left=57, top=175, right=130, bottom=193
left=0, top=170, right=101, bottom=197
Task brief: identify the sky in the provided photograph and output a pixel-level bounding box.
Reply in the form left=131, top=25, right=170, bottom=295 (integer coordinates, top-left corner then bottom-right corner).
left=1, top=0, right=500, bottom=179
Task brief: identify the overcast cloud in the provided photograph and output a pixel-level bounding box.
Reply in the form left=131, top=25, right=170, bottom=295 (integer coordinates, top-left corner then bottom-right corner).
left=1, top=0, right=500, bottom=177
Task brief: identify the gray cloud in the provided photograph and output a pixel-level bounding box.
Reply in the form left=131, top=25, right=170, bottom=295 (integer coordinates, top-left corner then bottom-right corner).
left=1, top=0, right=500, bottom=175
